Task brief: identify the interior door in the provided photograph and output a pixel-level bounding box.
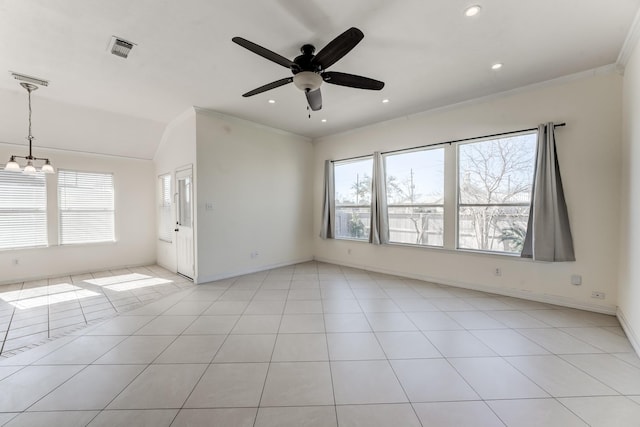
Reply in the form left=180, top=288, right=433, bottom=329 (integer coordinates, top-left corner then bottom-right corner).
left=175, top=167, right=194, bottom=279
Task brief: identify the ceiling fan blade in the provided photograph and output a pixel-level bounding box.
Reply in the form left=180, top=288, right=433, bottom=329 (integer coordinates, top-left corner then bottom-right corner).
left=242, top=77, right=293, bottom=97
left=232, top=37, right=295, bottom=69
left=312, top=27, right=364, bottom=70
left=306, top=88, right=322, bottom=111
left=322, top=71, right=384, bottom=90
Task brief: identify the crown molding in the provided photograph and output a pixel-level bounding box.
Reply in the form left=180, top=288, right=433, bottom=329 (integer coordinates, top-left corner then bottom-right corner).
left=617, top=6, right=640, bottom=73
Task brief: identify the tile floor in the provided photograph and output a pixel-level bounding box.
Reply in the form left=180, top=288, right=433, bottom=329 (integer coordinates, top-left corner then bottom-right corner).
left=0, top=261, right=639, bottom=426
left=0, top=266, right=194, bottom=357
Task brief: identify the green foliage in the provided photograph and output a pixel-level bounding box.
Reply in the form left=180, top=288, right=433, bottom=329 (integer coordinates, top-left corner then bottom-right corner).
left=348, top=211, right=366, bottom=238
left=499, top=223, right=527, bottom=252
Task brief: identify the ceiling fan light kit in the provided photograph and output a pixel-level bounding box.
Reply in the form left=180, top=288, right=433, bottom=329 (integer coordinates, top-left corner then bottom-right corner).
left=232, top=27, right=384, bottom=111
left=293, top=71, right=322, bottom=92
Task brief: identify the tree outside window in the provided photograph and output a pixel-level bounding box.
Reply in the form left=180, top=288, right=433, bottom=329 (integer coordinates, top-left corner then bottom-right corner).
left=457, top=133, right=537, bottom=253
left=334, top=158, right=372, bottom=240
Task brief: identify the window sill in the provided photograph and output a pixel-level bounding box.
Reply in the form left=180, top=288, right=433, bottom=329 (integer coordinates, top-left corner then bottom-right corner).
left=382, top=241, right=526, bottom=260
left=58, top=241, right=118, bottom=248
left=335, top=237, right=370, bottom=243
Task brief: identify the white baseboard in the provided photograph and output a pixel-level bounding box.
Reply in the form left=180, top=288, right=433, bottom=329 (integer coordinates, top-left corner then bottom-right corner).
left=0, top=260, right=157, bottom=286
left=617, top=307, right=640, bottom=358
left=196, top=257, right=314, bottom=284
left=313, top=256, right=617, bottom=315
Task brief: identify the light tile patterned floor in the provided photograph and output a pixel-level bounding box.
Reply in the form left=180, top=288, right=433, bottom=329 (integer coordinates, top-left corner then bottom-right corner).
left=0, top=261, right=639, bottom=426
left=0, top=266, right=194, bottom=358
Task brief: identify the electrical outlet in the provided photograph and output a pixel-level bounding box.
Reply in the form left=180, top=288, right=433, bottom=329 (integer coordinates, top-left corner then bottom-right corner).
left=571, top=275, right=582, bottom=286
left=591, top=291, right=605, bottom=299
left=12, top=259, right=19, bottom=266
left=347, top=248, right=352, bottom=255
left=494, top=267, right=502, bottom=277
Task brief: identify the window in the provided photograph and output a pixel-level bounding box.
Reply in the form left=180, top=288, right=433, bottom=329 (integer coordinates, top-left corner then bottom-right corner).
left=457, top=132, right=537, bottom=253
left=0, top=170, right=47, bottom=249
left=385, top=148, right=445, bottom=246
left=334, top=158, right=373, bottom=240
left=158, top=174, right=172, bottom=242
left=58, top=170, right=115, bottom=244
left=327, top=128, right=540, bottom=255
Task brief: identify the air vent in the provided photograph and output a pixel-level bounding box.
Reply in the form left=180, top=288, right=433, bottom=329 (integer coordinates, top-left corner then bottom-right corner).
left=108, top=36, right=135, bottom=58
left=10, top=72, right=49, bottom=87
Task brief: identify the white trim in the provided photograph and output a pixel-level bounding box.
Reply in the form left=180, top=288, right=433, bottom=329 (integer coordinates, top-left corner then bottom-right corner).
left=313, top=255, right=617, bottom=315
left=617, top=7, right=640, bottom=72
left=154, top=107, right=196, bottom=161
left=314, top=64, right=617, bottom=143
left=0, top=261, right=156, bottom=286
left=193, top=107, right=312, bottom=142
left=195, top=257, right=314, bottom=284
left=0, top=140, right=153, bottom=161
left=617, top=307, right=640, bottom=358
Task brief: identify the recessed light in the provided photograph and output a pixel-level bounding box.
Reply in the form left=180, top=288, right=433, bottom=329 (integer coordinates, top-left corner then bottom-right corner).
left=464, top=5, right=481, bottom=17
left=321, top=119, right=327, bottom=123
left=491, top=63, right=503, bottom=70
left=268, top=99, right=276, bottom=104
left=382, top=99, right=390, bottom=104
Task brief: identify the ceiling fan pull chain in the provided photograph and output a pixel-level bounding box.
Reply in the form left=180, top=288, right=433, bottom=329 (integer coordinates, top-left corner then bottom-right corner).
left=307, top=105, right=311, bottom=119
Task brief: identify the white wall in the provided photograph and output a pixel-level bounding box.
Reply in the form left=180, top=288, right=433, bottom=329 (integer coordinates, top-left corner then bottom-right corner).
left=194, top=109, right=314, bottom=282
left=0, top=87, right=165, bottom=159
left=0, top=144, right=156, bottom=284
left=314, top=70, right=622, bottom=314
left=619, top=38, right=640, bottom=353
left=153, top=108, right=197, bottom=273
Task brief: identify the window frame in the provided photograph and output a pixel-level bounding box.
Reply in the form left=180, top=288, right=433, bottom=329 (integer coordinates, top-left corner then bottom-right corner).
left=328, top=128, right=539, bottom=257
left=455, top=131, right=537, bottom=255
left=0, top=169, right=48, bottom=250
left=333, top=156, right=373, bottom=242
left=158, top=173, right=173, bottom=243
left=57, top=169, right=116, bottom=246
left=383, top=146, right=445, bottom=248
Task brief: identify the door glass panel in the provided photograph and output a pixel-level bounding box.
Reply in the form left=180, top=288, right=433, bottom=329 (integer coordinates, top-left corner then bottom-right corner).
left=178, top=177, right=192, bottom=228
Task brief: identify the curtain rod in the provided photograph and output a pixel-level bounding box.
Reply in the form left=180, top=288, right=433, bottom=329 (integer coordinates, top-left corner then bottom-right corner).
left=331, top=122, right=566, bottom=163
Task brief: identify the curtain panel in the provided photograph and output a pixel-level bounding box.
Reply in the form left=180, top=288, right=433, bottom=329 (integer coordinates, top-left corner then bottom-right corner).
left=522, top=123, right=575, bottom=261
left=369, top=152, right=390, bottom=245
left=320, top=159, right=335, bottom=239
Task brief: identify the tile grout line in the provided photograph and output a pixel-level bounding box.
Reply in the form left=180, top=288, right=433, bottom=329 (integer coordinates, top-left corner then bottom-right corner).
left=253, top=269, right=292, bottom=427
left=352, top=274, right=426, bottom=427
left=0, top=281, right=23, bottom=356
left=316, top=266, right=341, bottom=427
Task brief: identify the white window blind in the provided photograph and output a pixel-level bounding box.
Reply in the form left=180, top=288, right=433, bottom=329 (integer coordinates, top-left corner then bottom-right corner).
left=0, top=170, right=47, bottom=249
left=158, top=174, right=172, bottom=242
left=58, top=170, right=115, bottom=245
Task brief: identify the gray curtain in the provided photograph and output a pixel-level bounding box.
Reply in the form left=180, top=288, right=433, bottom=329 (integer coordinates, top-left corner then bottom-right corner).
left=320, top=160, right=335, bottom=239
left=522, top=123, right=575, bottom=261
left=369, top=152, right=390, bottom=245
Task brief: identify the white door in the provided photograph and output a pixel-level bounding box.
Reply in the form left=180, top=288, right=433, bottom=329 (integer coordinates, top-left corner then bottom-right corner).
left=175, top=167, right=194, bottom=279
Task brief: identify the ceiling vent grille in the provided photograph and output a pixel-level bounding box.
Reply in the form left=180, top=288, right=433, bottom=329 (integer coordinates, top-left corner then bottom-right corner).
left=109, top=36, right=135, bottom=58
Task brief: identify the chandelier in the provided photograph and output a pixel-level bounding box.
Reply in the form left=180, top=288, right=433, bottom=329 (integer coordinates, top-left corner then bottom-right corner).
left=4, top=82, right=54, bottom=174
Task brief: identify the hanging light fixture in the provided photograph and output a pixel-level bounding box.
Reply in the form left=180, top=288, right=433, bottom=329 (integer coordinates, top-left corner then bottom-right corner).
left=4, top=81, right=55, bottom=174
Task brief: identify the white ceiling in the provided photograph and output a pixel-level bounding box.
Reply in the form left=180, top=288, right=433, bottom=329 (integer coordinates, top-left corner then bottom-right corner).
left=1, top=0, right=639, bottom=156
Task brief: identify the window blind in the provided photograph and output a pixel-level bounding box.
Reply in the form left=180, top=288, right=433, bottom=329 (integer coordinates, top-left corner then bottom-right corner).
left=158, top=174, right=172, bottom=242
left=0, top=170, right=47, bottom=249
left=58, top=170, right=115, bottom=244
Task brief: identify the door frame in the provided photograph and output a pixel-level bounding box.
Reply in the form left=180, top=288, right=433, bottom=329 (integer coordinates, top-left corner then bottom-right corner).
left=175, top=165, right=195, bottom=280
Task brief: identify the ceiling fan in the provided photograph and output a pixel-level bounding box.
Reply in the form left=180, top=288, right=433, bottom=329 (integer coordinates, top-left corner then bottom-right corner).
left=232, top=27, right=384, bottom=111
